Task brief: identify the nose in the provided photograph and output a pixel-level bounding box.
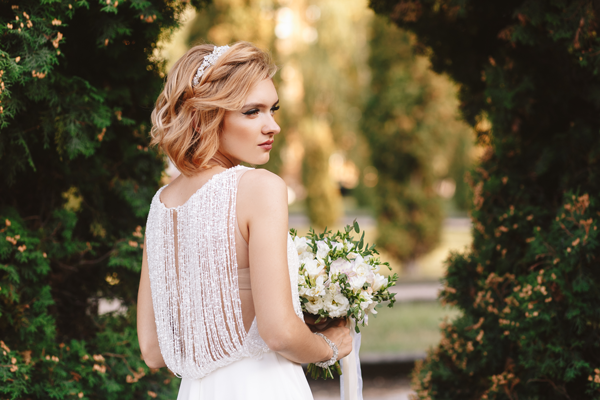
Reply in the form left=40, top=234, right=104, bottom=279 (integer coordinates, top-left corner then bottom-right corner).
left=262, top=113, right=281, bottom=136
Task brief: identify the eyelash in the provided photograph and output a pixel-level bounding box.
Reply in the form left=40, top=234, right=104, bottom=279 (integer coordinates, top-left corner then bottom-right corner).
left=242, top=106, right=280, bottom=116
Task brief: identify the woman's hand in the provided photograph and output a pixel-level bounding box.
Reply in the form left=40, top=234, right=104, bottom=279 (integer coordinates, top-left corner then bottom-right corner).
left=319, top=319, right=353, bottom=361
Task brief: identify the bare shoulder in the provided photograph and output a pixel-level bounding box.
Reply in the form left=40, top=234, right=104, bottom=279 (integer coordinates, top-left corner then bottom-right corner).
left=238, top=169, right=287, bottom=211
left=239, top=169, right=287, bottom=196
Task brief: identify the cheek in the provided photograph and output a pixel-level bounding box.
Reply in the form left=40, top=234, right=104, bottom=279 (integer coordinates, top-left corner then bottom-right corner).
left=221, top=119, right=257, bottom=153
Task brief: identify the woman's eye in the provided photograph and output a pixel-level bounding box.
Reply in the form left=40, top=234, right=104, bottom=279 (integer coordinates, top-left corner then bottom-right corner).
left=242, top=109, right=260, bottom=116
left=270, top=106, right=280, bottom=114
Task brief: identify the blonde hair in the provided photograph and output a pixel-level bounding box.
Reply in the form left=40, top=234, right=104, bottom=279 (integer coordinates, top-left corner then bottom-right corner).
left=150, top=42, right=277, bottom=175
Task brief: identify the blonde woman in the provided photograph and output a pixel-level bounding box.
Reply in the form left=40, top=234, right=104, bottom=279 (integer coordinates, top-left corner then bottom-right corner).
left=136, top=42, right=352, bottom=399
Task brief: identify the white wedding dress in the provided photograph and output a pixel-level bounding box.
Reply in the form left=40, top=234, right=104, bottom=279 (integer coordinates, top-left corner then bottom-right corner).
left=145, top=165, right=313, bottom=400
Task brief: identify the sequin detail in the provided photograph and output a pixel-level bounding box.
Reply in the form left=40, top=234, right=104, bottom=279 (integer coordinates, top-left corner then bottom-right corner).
left=145, top=166, right=303, bottom=379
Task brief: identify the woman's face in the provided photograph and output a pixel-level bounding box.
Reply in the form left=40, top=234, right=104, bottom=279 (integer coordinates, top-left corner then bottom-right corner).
left=219, top=78, right=280, bottom=166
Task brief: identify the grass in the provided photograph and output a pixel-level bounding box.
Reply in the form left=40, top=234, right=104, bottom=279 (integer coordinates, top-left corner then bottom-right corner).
left=359, top=302, right=461, bottom=354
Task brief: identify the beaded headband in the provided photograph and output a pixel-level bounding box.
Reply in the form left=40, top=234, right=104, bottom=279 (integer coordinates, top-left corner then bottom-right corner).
left=192, top=45, right=230, bottom=86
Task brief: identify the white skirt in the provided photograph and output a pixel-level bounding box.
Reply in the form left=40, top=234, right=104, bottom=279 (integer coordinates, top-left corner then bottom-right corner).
left=177, top=352, right=314, bottom=400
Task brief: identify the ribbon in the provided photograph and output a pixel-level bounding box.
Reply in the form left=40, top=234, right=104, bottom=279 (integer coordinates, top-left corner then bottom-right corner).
left=340, top=319, right=363, bottom=400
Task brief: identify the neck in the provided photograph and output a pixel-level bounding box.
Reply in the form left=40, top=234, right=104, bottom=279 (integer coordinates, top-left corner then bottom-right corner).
left=206, top=151, right=239, bottom=170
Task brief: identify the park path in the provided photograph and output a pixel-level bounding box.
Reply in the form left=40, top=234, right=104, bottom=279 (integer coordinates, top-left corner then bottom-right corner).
left=310, top=377, right=414, bottom=400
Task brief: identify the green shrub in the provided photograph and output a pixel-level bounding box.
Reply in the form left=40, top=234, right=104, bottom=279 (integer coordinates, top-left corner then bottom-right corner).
left=369, top=0, right=600, bottom=398
left=361, top=15, right=473, bottom=264
left=0, top=0, right=208, bottom=398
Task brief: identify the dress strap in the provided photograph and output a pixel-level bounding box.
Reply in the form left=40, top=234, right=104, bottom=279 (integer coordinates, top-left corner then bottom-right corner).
left=234, top=167, right=253, bottom=246
left=235, top=166, right=254, bottom=290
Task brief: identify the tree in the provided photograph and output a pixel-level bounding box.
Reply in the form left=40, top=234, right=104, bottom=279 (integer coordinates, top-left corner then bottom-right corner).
left=186, top=0, right=373, bottom=228
left=0, top=0, right=208, bottom=398
left=361, top=15, right=474, bottom=266
left=369, top=0, right=600, bottom=399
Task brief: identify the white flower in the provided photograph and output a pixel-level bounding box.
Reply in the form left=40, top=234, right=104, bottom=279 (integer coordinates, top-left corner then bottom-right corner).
left=305, top=275, right=326, bottom=297
left=354, top=260, right=374, bottom=285
left=324, top=292, right=350, bottom=318
left=331, top=241, right=344, bottom=252
left=367, top=301, right=378, bottom=314
left=299, top=253, right=315, bottom=267
left=372, top=273, right=388, bottom=291
left=294, top=236, right=309, bottom=255
left=328, top=282, right=342, bottom=295
left=349, top=275, right=366, bottom=291
left=303, top=258, right=324, bottom=278
left=298, top=285, right=309, bottom=296
left=347, top=251, right=359, bottom=260
left=316, top=241, right=330, bottom=259
left=359, top=291, right=373, bottom=310
left=330, top=258, right=352, bottom=276
left=305, top=297, right=324, bottom=314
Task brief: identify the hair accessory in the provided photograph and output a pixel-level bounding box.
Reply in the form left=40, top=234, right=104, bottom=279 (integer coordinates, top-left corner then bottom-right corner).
left=192, top=45, right=230, bottom=86
left=314, top=333, right=338, bottom=368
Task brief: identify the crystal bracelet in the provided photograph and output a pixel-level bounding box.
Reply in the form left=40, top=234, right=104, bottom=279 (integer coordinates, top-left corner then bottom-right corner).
left=314, top=333, right=338, bottom=368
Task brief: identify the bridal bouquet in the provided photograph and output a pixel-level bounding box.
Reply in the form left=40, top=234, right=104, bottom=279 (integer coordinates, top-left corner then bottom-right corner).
left=290, top=221, right=398, bottom=379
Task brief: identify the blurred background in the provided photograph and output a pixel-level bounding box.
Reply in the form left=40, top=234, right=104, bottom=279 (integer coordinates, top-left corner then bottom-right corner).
left=5, top=1, right=596, bottom=398
left=157, top=1, right=478, bottom=398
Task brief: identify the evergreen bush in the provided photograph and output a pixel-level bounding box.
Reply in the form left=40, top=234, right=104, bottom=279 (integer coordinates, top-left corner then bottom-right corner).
left=369, top=0, right=600, bottom=398
left=0, top=0, right=207, bottom=398
left=361, top=15, right=473, bottom=265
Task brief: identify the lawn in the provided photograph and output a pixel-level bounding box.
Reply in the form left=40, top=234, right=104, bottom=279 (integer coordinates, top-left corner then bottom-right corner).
left=359, top=302, right=461, bottom=354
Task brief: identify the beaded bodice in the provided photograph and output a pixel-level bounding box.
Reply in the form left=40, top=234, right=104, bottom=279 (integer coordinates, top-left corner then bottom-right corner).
left=145, top=166, right=303, bottom=379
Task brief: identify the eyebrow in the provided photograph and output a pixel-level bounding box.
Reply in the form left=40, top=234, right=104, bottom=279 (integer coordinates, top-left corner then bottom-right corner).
left=241, top=100, right=280, bottom=109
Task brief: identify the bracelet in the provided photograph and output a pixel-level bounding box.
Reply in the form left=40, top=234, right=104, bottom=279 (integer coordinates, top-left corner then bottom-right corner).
left=314, top=333, right=338, bottom=368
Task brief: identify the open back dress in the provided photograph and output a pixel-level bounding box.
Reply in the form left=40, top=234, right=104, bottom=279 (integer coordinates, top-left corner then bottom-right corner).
left=145, top=165, right=313, bottom=399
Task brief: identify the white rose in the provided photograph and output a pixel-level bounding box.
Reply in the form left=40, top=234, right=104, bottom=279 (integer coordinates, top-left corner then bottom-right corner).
left=298, top=285, right=309, bottom=296
left=349, top=275, right=366, bottom=291
left=359, top=291, right=373, bottom=310
left=305, top=297, right=324, bottom=314
left=347, top=251, right=359, bottom=260
left=372, top=273, right=388, bottom=291
left=330, top=258, right=352, bottom=276
left=328, top=282, right=341, bottom=295
left=303, top=258, right=324, bottom=278
left=316, top=241, right=330, bottom=259
left=299, top=251, right=315, bottom=263
left=294, top=236, right=309, bottom=255
left=354, top=261, right=374, bottom=285
left=325, top=292, right=350, bottom=318
left=306, top=275, right=326, bottom=297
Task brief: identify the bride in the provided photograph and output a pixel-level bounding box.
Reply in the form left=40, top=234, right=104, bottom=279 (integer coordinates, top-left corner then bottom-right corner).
left=136, top=42, right=352, bottom=399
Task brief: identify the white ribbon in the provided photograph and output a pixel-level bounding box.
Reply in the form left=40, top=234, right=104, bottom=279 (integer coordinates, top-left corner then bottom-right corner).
left=340, top=319, right=363, bottom=400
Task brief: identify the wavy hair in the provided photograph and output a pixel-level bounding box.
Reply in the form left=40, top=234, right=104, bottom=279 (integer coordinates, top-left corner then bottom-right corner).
left=150, top=42, right=277, bottom=175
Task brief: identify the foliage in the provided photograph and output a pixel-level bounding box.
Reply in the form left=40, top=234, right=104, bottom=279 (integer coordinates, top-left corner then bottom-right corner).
left=185, top=0, right=283, bottom=171
left=369, top=0, right=600, bottom=398
left=361, top=15, right=474, bottom=264
left=278, top=0, right=371, bottom=227
left=0, top=0, right=208, bottom=398
left=186, top=0, right=374, bottom=228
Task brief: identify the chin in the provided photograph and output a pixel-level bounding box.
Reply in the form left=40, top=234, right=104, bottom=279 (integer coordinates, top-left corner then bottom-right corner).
left=250, top=154, right=271, bottom=166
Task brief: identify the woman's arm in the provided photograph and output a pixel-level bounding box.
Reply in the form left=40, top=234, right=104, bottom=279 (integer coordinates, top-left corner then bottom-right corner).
left=137, top=237, right=167, bottom=369
left=238, top=169, right=352, bottom=364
